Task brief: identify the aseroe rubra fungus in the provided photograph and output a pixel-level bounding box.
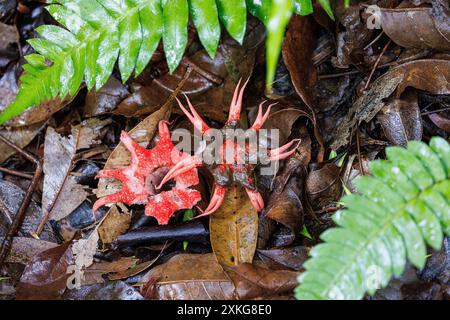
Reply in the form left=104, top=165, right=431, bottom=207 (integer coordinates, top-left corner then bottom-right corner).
left=94, top=79, right=299, bottom=224
left=93, top=121, right=201, bottom=225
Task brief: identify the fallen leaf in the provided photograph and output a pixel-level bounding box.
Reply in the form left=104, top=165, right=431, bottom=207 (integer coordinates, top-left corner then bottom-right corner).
left=264, top=158, right=305, bottom=247
left=98, top=205, right=131, bottom=245
left=15, top=242, right=73, bottom=300
left=257, top=246, right=309, bottom=271
left=5, top=237, right=57, bottom=265
left=331, top=59, right=450, bottom=149
left=380, top=1, right=450, bottom=51
left=84, top=76, right=130, bottom=117
left=0, top=122, right=45, bottom=163
left=306, top=163, right=342, bottom=210
left=0, top=179, right=55, bottom=242
left=429, top=112, right=450, bottom=132
left=282, top=15, right=317, bottom=108
left=377, top=90, right=423, bottom=146
left=210, top=185, right=258, bottom=267
left=142, top=253, right=235, bottom=300
left=226, top=262, right=299, bottom=300
left=42, top=127, right=87, bottom=222
left=0, top=22, right=19, bottom=51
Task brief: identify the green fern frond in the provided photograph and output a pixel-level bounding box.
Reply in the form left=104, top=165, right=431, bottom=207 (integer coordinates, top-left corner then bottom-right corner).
left=0, top=0, right=334, bottom=125
left=295, top=137, right=450, bottom=300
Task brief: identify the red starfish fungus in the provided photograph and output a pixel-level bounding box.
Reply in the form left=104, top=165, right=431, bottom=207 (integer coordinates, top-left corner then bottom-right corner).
left=93, top=121, right=201, bottom=225
left=157, top=79, right=300, bottom=217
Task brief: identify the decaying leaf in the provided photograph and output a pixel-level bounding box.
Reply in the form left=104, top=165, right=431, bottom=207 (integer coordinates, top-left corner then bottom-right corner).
left=264, top=158, right=305, bottom=247
left=98, top=205, right=131, bottom=245
left=63, top=281, right=144, bottom=300
left=0, top=22, right=19, bottom=51
left=15, top=242, right=73, bottom=300
left=331, top=59, right=450, bottom=149
left=0, top=122, right=44, bottom=163
left=377, top=91, right=423, bottom=146
left=306, top=163, right=342, bottom=210
left=226, top=262, right=299, bottom=300
left=42, top=127, right=87, bottom=222
left=5, top=237, right=57, bottom=265
left=66, top=228, right=99, bottom=290
left=210, top=185, right=258, bottom=267
left=282, top=15, right=317, bottom=108
left=380, top=2, right=450, bottom=51
left=257, top=246, right=310, bottom=271
left=142, top=253, right=235, bottom=300
left=0, top=179, right=55, bottom=242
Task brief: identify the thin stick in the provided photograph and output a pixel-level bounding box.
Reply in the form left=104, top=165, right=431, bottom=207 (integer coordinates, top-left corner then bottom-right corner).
left=0, top=167, right=34, bottom=180
left=0, top=135, right=42, bottom=267
left=364, top=40, right=391, bottom=91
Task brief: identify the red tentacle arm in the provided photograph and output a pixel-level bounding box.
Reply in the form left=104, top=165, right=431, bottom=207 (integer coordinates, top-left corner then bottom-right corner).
left=195, top=185, right=227, bottom=218
left=245, top=188, right=264, bottom=212
left=250, top=101, right=277, bottom=132
left=227, top=78, right=250, bottom=125
left=176, top=95, right=210, bottom=134
left=268, top=139, right=302, bottom=161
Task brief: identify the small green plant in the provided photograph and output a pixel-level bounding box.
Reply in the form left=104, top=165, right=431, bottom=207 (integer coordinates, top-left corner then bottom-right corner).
left=0, top=0, right=333, bottom=125
left=296, top=137, right=450, bottom=300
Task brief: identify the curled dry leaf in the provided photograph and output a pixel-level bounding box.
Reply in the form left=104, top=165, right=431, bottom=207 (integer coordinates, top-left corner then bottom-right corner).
left=331, top=59, right=450, bottom=149
left=377, top=90, right=423, bottom=146
left=306, top=163, right=342, bottom=210
left=210, top=185, right=258, bottom=267
left=380, top=1, right=450, bottom=51
left=257, top=246, right=310, bottom=271
left=15, top=242, right=73, bottom=300
left=84, top=77, right=130, bottom=117
left=142, top=253, right=235, bottom=300
left=282, top=15, right=317, bottom=108
left=226, top=262, right=299, bottom=300
left=264, top=158, right=306, bottom=247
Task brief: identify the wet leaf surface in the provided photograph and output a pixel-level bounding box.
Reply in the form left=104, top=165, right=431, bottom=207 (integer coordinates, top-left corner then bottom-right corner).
left=210, top=185, right=258, bottom=267
left=15, top=242, right=73, bottom=300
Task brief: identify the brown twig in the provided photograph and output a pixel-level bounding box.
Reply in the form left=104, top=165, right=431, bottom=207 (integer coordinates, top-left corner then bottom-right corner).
left=0, top=134, right=42, bottom=268
left=364, top=40, right=391, bottom=91
left=0, top=167, right=34, bottom=180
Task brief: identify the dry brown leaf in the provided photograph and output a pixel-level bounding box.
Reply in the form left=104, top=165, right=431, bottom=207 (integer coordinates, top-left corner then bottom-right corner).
left=42, top=127, right=87, bottom=221
left=210, top=185, right=258, bottom=267
left=142, top=253, right=235, bottom=300
left=331, top=59, right=450, bottom=149
left=282, top=15, right=317, bottom=108
left=225, top=262, right=299, bottom=300
left=380, top=2, right=450, bottom=51
left=16, top=242, right=73, bottom=300
left=377, top=91, right=423, bottom=146
left=98, top=205, right=131, bottom=245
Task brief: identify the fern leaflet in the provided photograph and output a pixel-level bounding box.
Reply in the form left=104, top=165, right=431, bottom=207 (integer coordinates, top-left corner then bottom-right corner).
left=295, top=137, right=450, bottom=300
